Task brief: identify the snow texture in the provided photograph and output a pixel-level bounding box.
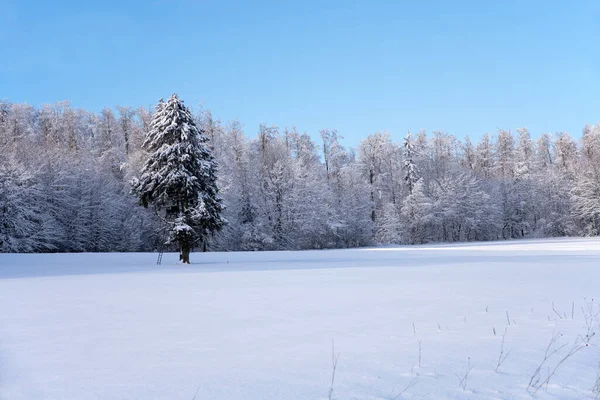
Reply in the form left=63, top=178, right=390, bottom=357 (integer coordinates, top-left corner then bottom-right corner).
left=0, top=237, right=599, bottom=399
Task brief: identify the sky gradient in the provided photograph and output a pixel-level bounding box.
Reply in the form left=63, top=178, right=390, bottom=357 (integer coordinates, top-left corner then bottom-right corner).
left=1, top=0, right=599, bottom=146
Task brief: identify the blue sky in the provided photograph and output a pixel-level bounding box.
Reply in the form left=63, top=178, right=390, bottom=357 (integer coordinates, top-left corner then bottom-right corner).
left=1, top=0, right=599, bottom=146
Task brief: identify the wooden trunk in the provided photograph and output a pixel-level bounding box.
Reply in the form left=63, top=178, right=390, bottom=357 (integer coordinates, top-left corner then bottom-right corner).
left=180, top=243, right=191, bottom=264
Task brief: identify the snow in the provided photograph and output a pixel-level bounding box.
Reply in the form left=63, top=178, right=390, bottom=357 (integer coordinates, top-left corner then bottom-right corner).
left=1, top=237, right=599, bottom=400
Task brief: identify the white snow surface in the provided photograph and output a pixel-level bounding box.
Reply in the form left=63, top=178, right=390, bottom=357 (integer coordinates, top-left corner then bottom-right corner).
left=1, top=237, right=599, bottom=400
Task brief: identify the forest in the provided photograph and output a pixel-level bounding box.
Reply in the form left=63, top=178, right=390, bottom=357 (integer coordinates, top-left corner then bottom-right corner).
left=1, top=99, right=599, bottom=253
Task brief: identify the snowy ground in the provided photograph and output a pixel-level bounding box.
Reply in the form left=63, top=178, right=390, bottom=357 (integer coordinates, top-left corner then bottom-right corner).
left=1, top=238, right=599, bottom=400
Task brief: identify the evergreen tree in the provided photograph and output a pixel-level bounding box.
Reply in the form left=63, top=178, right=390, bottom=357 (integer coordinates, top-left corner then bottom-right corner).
left=403, top=131, right=419, bottom=194
left=132, top=94, right=225, bottom=263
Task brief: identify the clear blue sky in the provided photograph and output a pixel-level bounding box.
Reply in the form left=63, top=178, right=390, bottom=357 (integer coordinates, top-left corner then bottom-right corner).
left=1, top=0, right=599, bottom=146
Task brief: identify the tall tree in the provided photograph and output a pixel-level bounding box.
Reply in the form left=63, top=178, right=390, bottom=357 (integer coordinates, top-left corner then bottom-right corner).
left=132, top=94, right=225, bottom=263
left=403, top=131, right=419, bottom=194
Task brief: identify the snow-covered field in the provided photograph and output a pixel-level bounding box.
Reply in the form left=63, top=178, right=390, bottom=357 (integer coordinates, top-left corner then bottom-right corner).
left=1, top=238, right=599, bottom=400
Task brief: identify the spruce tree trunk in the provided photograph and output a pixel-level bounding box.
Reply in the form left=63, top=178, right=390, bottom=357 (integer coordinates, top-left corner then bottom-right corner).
left=180, top=242, right=191, bottom=264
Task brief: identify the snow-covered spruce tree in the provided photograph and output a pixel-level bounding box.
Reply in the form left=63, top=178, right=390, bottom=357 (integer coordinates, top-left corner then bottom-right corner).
left=132, top=94, right=225, bottom=263
left=403, top=131, right=419, bottom=195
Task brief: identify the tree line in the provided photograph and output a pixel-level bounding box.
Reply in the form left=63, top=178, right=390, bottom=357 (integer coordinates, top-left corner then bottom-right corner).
left=1, top=99, right=599, bottom=253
